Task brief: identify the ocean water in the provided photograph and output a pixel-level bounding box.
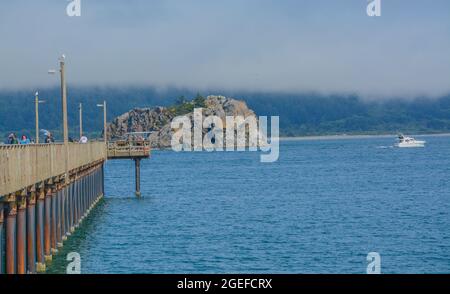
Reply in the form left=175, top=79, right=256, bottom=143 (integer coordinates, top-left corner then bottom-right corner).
left=48, top=136, right=450, bottom=274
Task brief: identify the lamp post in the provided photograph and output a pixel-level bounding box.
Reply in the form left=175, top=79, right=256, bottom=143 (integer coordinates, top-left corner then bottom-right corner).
left=49, top=54, right=69, bottom=183
left=79, top=103, right=83, bottom=138
left=60, top=56, right=68, bottom=145
left=48, top=55, right=68, bottom=145
left=34, top=92, right=46, bottom=144
left=97, top=101, right=107, bottom=144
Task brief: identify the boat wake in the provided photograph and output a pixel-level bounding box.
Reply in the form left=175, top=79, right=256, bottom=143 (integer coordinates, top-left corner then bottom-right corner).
left=376, top=145, right=395, bottom=149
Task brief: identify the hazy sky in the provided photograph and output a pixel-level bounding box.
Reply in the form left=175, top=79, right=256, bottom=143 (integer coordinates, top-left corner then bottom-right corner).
left=0, top=0, right=449, bottom=98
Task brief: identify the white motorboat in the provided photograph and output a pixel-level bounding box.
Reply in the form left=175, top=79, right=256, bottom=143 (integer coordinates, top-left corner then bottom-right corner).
left=396, top=134, right=426, bottom=148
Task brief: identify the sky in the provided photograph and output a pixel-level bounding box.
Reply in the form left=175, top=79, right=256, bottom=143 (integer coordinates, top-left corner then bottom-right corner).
left=0, top=0, right=449, bottom=99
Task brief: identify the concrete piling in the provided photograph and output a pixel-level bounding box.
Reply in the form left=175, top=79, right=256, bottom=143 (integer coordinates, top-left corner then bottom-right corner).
left=6, top=202, right=17, bottom=274
left=87, top=174, right=90, bottom=212
left=79, top=177, right=84, bottom=223
left=71, top=182, right=75, bottom=231
left=61, top=186, right=67, bottom=241
left=68, top=182, right=73, bottom=234
left=80, top=177, right=85, bottom=220
left=26, top=191, right=36, bottom=274
left=16, top=197, right=26, bottom=274
left=80, top=177, right=85, bottom=219
left=44, top=187, right=52, bottom=262
left=57, top=188, right=63, bottom=246
left=74, top=179, right=80, bottom=228
left=0, top=203, right=4, bottom=274
left=66, top=185, right=70, bottom=235
left=56, top=188, right=63, bottom=248
left=36, top=187, right=46, bottom=272
left=87, top=174, right=90, bottom=214
left=135, top=158, right=141, bottom=197
left=90, top=173, right=93, bottom=208
left=65, top=185, right=69, bottom=235
left=102, top=165, right=105, bottom=196
left=51, top=187, right=58, bottom=254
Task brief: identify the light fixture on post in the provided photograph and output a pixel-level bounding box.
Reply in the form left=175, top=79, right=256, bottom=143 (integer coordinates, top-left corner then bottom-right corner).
left=97, top=101, right=107, bottom=144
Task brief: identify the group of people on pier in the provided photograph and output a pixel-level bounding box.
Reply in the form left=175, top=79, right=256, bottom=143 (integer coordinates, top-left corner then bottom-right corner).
left=3, top=132, right=89, bottom=145
left=4, top=132, right=55, bottom=145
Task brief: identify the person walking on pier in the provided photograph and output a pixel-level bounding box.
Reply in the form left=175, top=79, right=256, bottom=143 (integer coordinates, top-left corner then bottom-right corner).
left=79, top=135, right=88, bottom=143
left=19, top=135, right=31, bottom=145
left=6, top=133, right=18, bottom=144
left=44, top=131, right=54, bottom=143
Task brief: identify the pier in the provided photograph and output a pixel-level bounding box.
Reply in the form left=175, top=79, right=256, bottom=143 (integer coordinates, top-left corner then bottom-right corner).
left=0, top=141, right=150, bottom=274
left=0, top=55, right=150, bottom=274
left=107, top=140, right=151, bottom=197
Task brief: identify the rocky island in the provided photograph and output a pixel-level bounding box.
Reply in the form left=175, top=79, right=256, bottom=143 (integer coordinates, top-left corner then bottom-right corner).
left=107, top=95, right=261, bottom=149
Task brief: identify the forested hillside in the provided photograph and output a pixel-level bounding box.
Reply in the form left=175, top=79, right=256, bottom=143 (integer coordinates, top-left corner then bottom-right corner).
left=1, top=86, right=450, bottom=140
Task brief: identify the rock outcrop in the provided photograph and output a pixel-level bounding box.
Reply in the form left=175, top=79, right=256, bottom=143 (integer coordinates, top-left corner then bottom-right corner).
left=107, top=95, right=260, bottom=148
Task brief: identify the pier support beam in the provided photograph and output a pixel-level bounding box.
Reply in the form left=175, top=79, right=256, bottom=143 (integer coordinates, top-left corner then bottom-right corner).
left=36, top=187, right=46, bottom=272
left=74, top=178, right=80, bottom=228
left=134, top=158, right=141, bottom=197
left=102, top=164, right=105, bottom=196
left=61, top=186, right=67, bottom=241
left=26, top=191, right=36, bottom=274
left=0, top=203, right=4, bottom=274
left=68, top=182, right=74, bottom=234
left=16, top=196, right=26, bottom=274
left=56, top=188, right=63, bottom=248
left=51, top=187, right=58, bottom=254
left=5, top=201, right=17, bottom=274
left=81, top=176, right=86, bottom=220
left=44, top=186, right=53, bottom=262
left=88, top=173, right=92, bottom=212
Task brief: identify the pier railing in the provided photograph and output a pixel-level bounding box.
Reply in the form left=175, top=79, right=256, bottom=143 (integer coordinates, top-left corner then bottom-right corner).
left=0, top=142, right=107, bottom=197
left=107, top=140, right=151, bottom=159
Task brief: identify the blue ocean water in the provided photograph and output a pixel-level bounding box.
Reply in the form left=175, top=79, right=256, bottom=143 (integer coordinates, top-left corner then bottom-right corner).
left=48, top=136, right=450, bottom=273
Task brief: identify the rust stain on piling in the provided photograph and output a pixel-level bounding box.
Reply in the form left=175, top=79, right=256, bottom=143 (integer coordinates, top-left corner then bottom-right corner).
left=16, top=195, right=27, bottom=274
left=6, top=201, right=17, bottom=274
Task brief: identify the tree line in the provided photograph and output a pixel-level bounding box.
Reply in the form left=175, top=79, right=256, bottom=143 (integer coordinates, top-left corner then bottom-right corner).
left=1, top=86, right=450, bottom=140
